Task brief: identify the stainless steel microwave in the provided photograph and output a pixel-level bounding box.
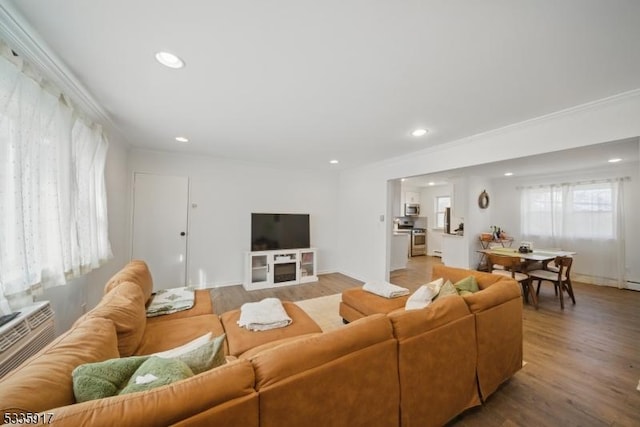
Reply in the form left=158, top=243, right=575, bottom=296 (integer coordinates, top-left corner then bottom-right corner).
left=404, top=203, right=420, bottom=216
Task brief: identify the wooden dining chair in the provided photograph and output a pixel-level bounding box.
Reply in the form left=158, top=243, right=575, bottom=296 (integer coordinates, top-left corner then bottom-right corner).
left=528, top=256, right=575, bottom=309
left=487, top=254, right=537, bottom=308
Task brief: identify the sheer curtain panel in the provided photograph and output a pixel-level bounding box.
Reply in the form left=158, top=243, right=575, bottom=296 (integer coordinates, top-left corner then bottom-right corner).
left=519, top=178, right=627, bottom=288
left=0, top=41, right=111, bottom=307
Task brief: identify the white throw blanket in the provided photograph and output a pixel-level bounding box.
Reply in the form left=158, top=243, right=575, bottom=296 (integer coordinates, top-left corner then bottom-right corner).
left=362, top=281, right=410, bottom=299
left=146, top=287, right=195, bottom=318
left=237, top=298, right=292, bottom=331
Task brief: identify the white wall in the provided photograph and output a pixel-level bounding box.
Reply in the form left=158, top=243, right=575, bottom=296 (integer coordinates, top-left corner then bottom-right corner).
left=129, top=149, right=340, bottom=288
left=464, top=176, right=493, bottom=268
left=337, top=90, right=640, bottom=282
left=36, top=135, right=131, bottom=334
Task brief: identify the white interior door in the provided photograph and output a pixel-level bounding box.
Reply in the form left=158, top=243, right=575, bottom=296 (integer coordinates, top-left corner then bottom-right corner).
left=132, top=173, right=189, bottom=289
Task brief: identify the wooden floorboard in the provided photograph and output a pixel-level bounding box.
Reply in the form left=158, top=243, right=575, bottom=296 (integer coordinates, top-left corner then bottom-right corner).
left=210, top=255, right=640, bottom=426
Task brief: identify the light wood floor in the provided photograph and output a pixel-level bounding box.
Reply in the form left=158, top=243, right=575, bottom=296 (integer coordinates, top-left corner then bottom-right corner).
left=210, top=256, right=640, bottom=426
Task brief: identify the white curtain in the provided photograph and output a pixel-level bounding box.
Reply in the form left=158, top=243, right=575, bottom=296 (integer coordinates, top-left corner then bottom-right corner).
left=520, top=178, right=627, bottom=288
left=0, top=41, right=111, bottom=307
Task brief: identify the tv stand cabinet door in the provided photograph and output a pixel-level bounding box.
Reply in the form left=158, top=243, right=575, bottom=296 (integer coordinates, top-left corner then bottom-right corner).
left=299, top=249, right=317, bottom=283
left=244, top=252, right=273, bottom=290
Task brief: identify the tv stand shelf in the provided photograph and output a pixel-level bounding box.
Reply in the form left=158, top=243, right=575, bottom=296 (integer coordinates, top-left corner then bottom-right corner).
left=244, top=248, right=317, bottom=291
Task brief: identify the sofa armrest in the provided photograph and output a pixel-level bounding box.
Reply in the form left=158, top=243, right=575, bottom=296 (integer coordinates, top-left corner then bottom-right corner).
left=462, top=278, right=521, bottom=313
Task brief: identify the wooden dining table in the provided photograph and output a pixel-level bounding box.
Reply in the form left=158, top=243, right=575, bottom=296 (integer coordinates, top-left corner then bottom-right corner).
left=478, top=247, right=576, bottom=270
left=477, top=247, right=576, bottom=307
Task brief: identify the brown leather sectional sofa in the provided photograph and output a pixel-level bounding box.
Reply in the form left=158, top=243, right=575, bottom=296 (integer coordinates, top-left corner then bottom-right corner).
left=0, top=261, right=522, bottom=427
left=341, top=264, right=524, bottom=403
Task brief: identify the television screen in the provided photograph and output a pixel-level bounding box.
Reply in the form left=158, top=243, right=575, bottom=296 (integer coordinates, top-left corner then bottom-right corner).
left=251, top=213, right=310, bottom=251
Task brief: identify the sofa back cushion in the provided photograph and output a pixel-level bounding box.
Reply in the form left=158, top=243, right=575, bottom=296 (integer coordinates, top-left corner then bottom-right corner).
left=87, top=281, right=147, bottom=356
left=0, top=317, right=119, bottom=416
left=104, top=259, right=153, bottom=303
left=388, top=296, right=480, bottom=427
left=250, top=314, right=399, bottom=427
left=461, top=278, right=521, bottom=313
left=432, top=264, right=505, bottom=290
left=388, top=293, right=471, bottom=339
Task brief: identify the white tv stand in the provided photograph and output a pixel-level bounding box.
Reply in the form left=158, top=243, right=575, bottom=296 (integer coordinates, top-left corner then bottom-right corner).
left=244, top=248, right=317, bottom=291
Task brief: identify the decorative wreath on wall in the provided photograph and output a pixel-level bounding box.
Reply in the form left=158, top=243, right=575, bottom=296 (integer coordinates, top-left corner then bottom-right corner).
left=478, top=190, right=490, bottom=209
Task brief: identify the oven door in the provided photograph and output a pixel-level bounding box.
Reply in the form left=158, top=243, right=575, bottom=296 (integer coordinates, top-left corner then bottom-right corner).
left=411, top=233, right=426, bottom=256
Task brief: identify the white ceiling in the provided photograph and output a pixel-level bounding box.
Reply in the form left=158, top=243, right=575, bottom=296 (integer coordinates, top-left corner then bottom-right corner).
left=402, top=137, right=640, bottom=187
left=5, top=0, right=640, bottom=170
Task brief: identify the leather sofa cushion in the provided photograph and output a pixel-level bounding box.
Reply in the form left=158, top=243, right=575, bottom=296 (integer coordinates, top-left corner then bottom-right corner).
left=104, top=259, right=153, bottom=303
left=221, top=302, right=322, bottom=357
left=251, top=314, right=400, bottom=427
left=146, top=289, right=214, bottom=324
left=341, top=287, right=409, bottom=316
left=86, top=281, right=147, bottom=357
left=388, top=295, right=472, bottom=339
left=135, top=314, right=227, bottom=355
left=251, top=314, right=394, bottom=389
left=462, top=279, right=522, bottom=313
left=0, top=317, right=119, bottom=415
left=390, top=297, right=481, bottom=426
left=237, top=333, right=322, bottom=359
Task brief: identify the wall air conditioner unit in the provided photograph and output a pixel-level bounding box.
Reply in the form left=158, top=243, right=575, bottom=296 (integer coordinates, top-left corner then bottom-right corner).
left=0, top=301, right=55, bottom=379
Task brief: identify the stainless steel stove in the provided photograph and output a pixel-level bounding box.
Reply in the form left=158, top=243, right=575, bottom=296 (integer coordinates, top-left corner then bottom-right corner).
left=411, top=228, right=426, bottom=256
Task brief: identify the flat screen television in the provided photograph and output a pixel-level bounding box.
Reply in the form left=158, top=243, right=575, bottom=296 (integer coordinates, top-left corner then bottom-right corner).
left=251, top=213, right=310, bottom=251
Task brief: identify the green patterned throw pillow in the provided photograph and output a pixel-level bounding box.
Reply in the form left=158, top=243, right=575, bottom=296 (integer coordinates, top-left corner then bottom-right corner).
left=434, top=280, right=458, bottom=300
left=173, top=334, right=226, bottom=374
left=73, top=356, right=149, bottom=402
left=454, top=276, right=480, bottom=295
left=119, top=356, right=194, bottom=395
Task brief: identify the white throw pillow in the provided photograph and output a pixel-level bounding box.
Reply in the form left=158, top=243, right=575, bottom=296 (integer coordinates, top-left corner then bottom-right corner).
left=151, top=332, right=212, bottom=358
left=405, top=278, right=444, bottom=311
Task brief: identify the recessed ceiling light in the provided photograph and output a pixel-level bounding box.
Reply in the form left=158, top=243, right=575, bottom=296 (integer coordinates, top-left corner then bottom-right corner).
left=504, top=172, right=513, bottom=176
left=411, top=128, right=429, bottom=137
left=608, top=158, right=622, bottom=163
left=175, top=136, right=189, bottom=143
left=155, top=51, right=185, bottom=69
left=329, top=159, right=339, bottom=164
left=428, top=182, right=435, bottom=186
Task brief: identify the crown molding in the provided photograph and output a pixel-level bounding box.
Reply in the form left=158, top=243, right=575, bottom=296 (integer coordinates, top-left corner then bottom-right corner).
left=0, top=2, right=114, bottom=127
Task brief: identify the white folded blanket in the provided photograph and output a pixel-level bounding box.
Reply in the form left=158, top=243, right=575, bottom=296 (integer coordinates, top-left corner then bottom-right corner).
left=237, top=298, right=292, bottom=331
left=362, top=281, right=410, bottom=299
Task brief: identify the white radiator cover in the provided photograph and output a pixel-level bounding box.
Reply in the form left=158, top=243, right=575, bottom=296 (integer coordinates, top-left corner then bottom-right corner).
left=0, top=301, right=55, bottom=379
left=627, top=280, right=640, bottom=292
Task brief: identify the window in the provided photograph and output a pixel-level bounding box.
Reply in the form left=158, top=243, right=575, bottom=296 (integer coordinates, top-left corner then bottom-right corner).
left=520, top=182, right=616, bottom=239
left=519, top=178, right=628, bottom=288
left=0, top=42, right=111, bottom=303
left=435, top=196, right=451, bottom=228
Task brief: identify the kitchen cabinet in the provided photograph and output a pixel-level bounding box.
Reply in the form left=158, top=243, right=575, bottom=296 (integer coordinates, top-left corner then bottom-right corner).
left=390, top=234, right=410, bottom=271
left=441, top=234, right=469, bottom=268
left=244, top=248, right=317, bottom=290
left=405, top=191, right=420, bottom=204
